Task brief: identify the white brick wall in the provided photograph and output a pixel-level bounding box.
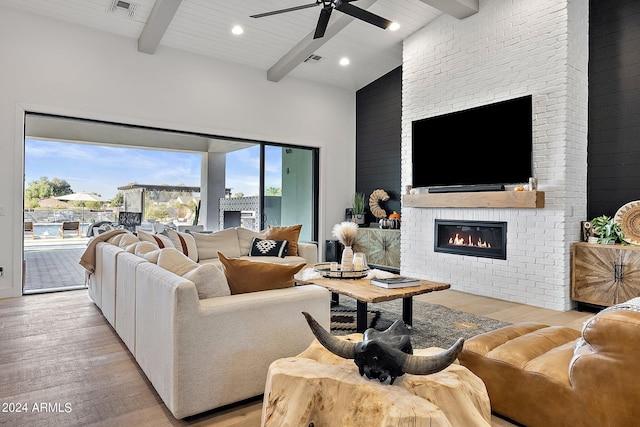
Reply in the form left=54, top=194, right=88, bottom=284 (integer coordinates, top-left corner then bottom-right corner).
left=401, top=0, right=588, bottom=311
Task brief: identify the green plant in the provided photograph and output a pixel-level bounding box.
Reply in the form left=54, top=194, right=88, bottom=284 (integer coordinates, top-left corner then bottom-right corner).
left=353, top=193, right=365, bottom=215
left=591, top=215, right=626, bottom=245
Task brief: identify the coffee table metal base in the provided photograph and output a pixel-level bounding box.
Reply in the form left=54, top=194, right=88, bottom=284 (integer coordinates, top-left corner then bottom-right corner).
left=356, top=297, right=412, bottom=332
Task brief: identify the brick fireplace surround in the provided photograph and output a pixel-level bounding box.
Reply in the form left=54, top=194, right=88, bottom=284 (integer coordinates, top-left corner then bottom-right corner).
left=400, top=0, right=588, bottom=311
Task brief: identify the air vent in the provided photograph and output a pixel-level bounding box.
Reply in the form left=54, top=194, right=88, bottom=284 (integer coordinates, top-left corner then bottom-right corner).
left=304, top=54, right=322, bottom=64
left=107, top=0, right=137, bottom=18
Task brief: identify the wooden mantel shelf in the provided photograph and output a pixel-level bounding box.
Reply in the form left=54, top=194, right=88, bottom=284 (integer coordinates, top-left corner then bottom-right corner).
left=403, top=191, right=545, bottom=209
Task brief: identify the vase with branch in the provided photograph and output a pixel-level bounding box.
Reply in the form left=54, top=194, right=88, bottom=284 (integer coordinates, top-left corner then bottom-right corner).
left=332, top=221, right=359, bottom=270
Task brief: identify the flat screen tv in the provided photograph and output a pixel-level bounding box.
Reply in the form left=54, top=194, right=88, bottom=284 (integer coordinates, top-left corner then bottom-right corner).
left=411, top=95, right=532, bottom=189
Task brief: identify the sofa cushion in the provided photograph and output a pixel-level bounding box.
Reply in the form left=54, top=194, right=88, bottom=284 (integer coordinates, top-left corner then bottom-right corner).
left=137, top=229, right=175, bottom=249
left=236, top=227, right=268, bottom=256
left=249, top=238, right=288, bottom=258
left=165, top=229, right=198, bottom=262
left=157, top=248, right=200, bottom=276
left=266, top=224, right=302, bottom=256
left=183, top=264, right=230, bottom=299
left=191, top=228, right=241, bottom=260
left=238, top=255, right=307, bottom=265
left=218, top=253, right=305, bottom=294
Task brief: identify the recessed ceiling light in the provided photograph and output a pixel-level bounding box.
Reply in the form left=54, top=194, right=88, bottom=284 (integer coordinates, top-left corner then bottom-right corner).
left=339, top=57, right=350, bottom=66
left=389, top=22, right=400, bottom=31
left=231, top=25, right=244, bottom=35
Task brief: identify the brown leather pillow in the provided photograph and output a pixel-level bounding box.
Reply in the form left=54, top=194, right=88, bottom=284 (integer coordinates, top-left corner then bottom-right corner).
left=217, top=253, right=305, bottom=294
left=266, top=224, right=302, bottom=256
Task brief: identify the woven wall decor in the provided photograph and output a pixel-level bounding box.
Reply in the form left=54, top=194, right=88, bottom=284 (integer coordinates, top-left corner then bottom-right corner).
left=369, top=189, right=389, bottom=219
left=614, top=200, right=640, bottom=245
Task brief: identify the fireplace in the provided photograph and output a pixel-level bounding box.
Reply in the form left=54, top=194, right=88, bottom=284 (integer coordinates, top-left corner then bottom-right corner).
left=434, top=220, right=507, bottom=260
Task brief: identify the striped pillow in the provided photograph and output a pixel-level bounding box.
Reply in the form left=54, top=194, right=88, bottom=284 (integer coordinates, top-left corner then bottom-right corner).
left=136, top=229, right=175, bottom=250
left=165, top=229, right=199, bottom=262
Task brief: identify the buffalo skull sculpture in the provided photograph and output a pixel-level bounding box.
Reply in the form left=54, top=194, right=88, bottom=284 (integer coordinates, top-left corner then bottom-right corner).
left=302, top=312, right=464, bottom=385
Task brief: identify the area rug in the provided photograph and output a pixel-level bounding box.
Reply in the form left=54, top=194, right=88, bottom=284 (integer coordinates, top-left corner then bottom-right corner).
left=331, top=308, right=380, bottom=332
left=331, top=297, right=510, bottom=349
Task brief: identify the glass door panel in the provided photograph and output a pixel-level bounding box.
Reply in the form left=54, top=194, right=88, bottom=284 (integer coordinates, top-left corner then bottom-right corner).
left=223, top=144, right=260, bottom=230
left=263, top=146, right=316, bottom=242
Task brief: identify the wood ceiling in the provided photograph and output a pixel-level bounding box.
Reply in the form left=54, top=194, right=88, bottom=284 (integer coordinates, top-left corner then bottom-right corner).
left=0, top=0, right=478, bottom=90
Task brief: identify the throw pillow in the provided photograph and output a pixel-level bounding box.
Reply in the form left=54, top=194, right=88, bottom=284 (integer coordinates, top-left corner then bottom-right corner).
left=266, top=224, right=302, bottom=256
left=217, top=252, right=305, bottom=294
left=124, top=241, right=144, bottom=253
left=157, top=248, right=199, bottom=277
left=191, top=228, right=241, bottom=260
left=236, top=227, right=268, bottom=255
left=165, top=229, right=198, bottom=262
left=140, top=249, right=163, bottom=264
left=249, top=237, right=288, bottom=258
left=137, top=229, right=175, bottom=249
left=107, top=233, right=127, bottom=246
left=134, top=241, right=160, bottom=256
left=117, top=233, right=141, bottom=248
left=183, top=264, right=231, bottom=299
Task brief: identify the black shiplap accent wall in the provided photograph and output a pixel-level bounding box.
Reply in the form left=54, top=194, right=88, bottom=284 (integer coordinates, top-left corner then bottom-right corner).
left=589, top=0, right=640, bottom=218
left=356, top=66, right=402, bottom=224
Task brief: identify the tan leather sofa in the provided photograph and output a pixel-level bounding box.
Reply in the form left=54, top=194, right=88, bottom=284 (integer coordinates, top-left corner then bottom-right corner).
left=459, top=298, right=640, bottom=427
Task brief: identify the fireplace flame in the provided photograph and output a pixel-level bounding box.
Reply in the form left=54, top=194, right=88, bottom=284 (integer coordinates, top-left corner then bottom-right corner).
left=448, top=233, right=492, bottom=248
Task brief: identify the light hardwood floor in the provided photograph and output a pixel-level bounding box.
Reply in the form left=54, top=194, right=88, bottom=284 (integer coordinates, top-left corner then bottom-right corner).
left=0, top=289, right=594, bottom=426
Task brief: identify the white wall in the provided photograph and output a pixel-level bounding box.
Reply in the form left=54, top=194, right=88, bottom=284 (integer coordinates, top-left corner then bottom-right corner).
left=0, top=7, right=356, bottom=298
left=401, top=0, right=589, bottom=310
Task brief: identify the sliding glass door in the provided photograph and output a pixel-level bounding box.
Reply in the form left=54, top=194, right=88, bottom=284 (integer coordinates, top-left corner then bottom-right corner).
left=223, top=144, right=318, bottom=242
left=263, top=146, right=317, bottom=242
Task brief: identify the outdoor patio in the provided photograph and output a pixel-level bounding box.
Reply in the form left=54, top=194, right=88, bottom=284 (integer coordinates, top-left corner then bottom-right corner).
left=23, top=236, right=89, bottom=293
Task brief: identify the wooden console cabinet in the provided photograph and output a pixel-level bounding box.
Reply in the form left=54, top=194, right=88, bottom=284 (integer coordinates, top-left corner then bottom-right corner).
left=571, top=242, right=640, bottom=307
left=353, top=228, right=400, bottom=272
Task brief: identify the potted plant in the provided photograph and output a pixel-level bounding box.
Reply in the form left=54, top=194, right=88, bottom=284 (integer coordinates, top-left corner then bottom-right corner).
left=590, top=215, right=626, bottom=245
left=353, top=193, right=366, bottom=225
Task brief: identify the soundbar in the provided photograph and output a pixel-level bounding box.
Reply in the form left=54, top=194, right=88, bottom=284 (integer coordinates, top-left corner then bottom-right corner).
left=428, top=184, right=505, bottom=193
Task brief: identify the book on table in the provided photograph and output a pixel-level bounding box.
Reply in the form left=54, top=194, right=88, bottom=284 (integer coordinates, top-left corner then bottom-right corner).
left=370, top=276, right=421, bottom=288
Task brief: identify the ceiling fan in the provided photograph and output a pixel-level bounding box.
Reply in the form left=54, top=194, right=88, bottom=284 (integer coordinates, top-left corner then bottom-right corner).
left=251, top=0, right=393, bottom=39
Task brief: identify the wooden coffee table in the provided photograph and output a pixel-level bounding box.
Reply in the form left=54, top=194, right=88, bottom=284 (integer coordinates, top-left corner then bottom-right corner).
left=297, top=273, right=450, bottom=332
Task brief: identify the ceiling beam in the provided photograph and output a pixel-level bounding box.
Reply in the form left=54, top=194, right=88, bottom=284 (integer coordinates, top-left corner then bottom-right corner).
left=138, top=0, right=182, bottom=54
left=418, top=0, right=478, bottom=19
left=267, top=0, right=378, bottom=83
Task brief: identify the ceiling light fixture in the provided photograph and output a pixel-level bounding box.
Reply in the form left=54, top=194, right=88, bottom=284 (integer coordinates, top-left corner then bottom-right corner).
left=339, top=57, right=350, bottom=66
left=231, top=25, right=244, bottom=35
left=389, top=22, right=400, bottom=31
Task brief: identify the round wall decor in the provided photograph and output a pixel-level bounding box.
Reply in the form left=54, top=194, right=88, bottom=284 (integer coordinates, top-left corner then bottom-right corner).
left=614, top=200, right=640, bottom=245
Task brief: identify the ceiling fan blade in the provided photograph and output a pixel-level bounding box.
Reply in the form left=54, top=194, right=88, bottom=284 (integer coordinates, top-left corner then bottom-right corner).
left=313, top=7, right=333, bottom=39
left=335, top=2, right=392, bottom=29
left=251, top=3, right=318, bottom=19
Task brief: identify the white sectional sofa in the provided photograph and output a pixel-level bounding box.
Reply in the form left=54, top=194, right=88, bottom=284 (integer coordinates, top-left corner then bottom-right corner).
left=84, top=227, right=330, bottom=419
